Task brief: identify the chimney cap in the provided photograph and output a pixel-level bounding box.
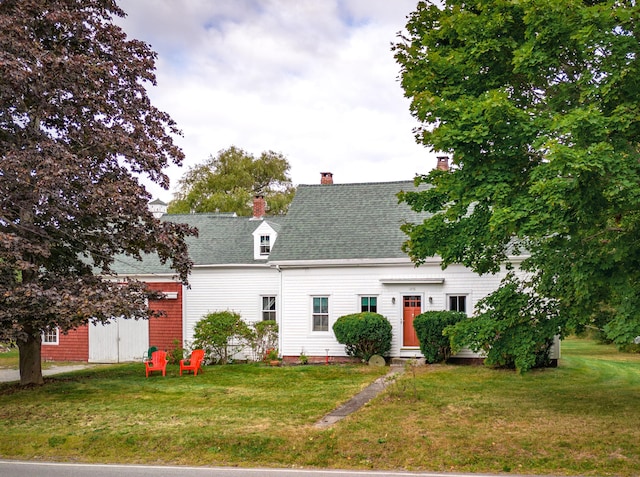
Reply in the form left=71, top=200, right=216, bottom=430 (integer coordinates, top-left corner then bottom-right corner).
left=252, top=195, right=266, bottom=219
left=436, top=156, right=450, bottom=171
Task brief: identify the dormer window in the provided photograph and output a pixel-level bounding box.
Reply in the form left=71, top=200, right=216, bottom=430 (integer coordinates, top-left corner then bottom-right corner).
left=260, top=235, right=271, bottom=255
left=253, top=221, right=277, bottom=260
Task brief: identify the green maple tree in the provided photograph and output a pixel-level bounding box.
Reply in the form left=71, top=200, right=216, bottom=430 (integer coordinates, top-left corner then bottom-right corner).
left=394, top=0, right=640, bottom=370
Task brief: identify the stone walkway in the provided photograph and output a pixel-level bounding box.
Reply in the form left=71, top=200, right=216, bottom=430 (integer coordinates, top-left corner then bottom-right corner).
left=315, top=365, right=404, bottom=428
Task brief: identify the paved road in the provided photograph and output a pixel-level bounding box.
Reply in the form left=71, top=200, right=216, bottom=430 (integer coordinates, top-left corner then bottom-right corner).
left=0, top=461, right=508, bottom=477
left=0, top=365, right=96, bottom=383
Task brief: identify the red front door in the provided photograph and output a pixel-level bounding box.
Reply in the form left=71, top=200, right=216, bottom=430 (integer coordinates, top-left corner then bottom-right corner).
left=403, top=295, right=421, bottom=347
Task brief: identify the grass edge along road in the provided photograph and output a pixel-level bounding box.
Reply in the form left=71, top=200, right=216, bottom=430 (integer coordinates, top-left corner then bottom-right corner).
left=1, top=338, right=639, bottom=476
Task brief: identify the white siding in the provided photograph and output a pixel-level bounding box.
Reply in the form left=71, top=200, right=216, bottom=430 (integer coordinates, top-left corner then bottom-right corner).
left=182, top=261, right=559, bottom=362
left=279, top=262, right=513, bottom=359
left=183, top=266, right=281, bottom=345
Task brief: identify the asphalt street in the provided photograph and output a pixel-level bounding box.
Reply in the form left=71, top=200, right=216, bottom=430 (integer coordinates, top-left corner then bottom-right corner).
left=0, top=461, right=515, bottom=477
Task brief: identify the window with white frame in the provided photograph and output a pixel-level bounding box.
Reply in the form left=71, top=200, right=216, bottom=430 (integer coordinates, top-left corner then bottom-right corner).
left=449, top=295, right=467, bottom=314
left=260, top=235, right=271, bottom=255
left=312, top=296, right=329, bottom=331
left=262, top=296, right=276, bottom=321
left=360, top=296, right=378, bottom=313
left=42, top=327, right=59, bottom=345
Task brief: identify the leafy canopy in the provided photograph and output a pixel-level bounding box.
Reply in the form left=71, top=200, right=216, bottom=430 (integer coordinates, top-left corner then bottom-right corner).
left=394, top=0, right=640, bottom=363
left=169, top=146, right=295, bottom=216
left=0, top=0, right=196, bottom=384
left=444, top=273, right=558, bottom=372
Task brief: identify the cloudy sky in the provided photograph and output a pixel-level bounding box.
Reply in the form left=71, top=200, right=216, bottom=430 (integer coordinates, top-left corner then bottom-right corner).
left=116, top=0, right=435, bottom=202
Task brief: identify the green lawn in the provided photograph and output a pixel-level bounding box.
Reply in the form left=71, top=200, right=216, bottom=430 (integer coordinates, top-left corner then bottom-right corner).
left=1, top=338, right=639, bottom=476
left=0, top=347, right=18, bottom=369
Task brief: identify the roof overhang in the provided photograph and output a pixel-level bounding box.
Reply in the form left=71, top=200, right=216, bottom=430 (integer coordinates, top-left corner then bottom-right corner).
left=103, top=273, right=179, bottom=282
left=268, top=257, right=425, bottom=269
left=191, top=263, right=274, bottom=269
left=379, top=277, right=445, bottom=284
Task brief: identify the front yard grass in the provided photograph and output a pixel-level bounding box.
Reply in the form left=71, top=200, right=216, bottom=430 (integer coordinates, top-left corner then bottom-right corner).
left=1, top=338, right=639, bottom=476
left=0, top=347, right=18, bottom=369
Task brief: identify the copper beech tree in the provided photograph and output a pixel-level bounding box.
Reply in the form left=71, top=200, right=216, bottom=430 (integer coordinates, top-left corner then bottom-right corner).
left=0, top=0, right=197, bottom=385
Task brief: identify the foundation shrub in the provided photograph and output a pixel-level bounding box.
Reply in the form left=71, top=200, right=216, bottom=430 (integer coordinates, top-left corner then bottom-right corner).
left=332, top=312, right=392, bottom=361
left=192, top=311, right=253, bottom=364
left=444, top=275, right=560, bottom=373
left=250, top=320, right=278, bottom=362
left=413, top=311, right=466, bottom=363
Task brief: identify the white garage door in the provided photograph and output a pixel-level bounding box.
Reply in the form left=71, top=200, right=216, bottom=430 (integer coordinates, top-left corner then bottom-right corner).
left=88, top=317, right=149, bottom=363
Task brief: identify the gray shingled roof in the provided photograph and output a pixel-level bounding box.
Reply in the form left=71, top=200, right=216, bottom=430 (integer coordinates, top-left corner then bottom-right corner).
left=111, top=181, right=429, bottom=275
left=112, top=214, right=282, bottom=275
left=268, top=181, right=429, bottom=262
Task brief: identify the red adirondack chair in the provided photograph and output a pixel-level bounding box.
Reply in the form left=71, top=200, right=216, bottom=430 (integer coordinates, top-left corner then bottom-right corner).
left=145, top=350, right=168, bottom=378
left=180, top=349, right=205, bottom=376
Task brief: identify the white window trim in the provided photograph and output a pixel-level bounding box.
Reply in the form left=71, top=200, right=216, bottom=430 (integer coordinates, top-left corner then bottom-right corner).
left=447, top=294, right=469, bottom=314
left=311, top=295, right=330, bottom=333
left=359, top=295, right=379, bottom=313
left=42, top=327, right=59, bottom=345
left=259, top=235, right=271, bottom=256
left=261, top=295, right=277, bottom=321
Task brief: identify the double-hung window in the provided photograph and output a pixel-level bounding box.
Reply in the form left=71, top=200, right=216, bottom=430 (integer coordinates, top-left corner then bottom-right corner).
left=360, top=296, right=377, bottom=313
left=260, top=235, right=271, bottom=255
left=449, top=295, right=467, bottom=314
left=262, top=296, right=276, bottom=321
left=312, top=296, right=329, bottom=331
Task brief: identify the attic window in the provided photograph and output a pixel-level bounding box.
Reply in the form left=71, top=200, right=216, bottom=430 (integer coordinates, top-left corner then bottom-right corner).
left=260, top=235, right=271, bottom=255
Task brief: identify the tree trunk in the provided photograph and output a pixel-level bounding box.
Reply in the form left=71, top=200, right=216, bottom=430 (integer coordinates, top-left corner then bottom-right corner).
left=17, top=330, right=44, bottom=386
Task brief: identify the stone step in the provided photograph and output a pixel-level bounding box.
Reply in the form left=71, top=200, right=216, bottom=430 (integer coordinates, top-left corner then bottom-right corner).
left=390, top=357, right=426, bottom=367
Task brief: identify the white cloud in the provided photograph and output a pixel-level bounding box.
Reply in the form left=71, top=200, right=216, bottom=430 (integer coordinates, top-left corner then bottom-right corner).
left=116, top=0, right=436, bottom=202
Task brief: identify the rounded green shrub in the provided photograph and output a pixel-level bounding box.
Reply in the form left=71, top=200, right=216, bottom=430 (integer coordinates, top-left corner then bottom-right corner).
left=192, top=311, right=252, bottom=364
left=413, top=310, right=466, bottom=363
left=332, top=312, right=392, bottom=361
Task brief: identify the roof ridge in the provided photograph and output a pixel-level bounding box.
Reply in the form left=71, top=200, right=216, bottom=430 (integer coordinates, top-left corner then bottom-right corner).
left=297, top=179, right=417, bottom=188
left=162, top=213, right=239, bottom=219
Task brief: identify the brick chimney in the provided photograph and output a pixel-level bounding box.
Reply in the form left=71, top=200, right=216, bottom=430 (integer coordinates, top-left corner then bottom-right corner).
left=320, top=172, right=333, bottom=185
left=252, top=195, right=266, bottom=219
left=436, top=156, right=450, bottom=171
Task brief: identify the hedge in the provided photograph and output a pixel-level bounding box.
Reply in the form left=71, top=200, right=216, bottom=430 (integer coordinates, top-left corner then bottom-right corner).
left=413, top=310, right=466, bottom=363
